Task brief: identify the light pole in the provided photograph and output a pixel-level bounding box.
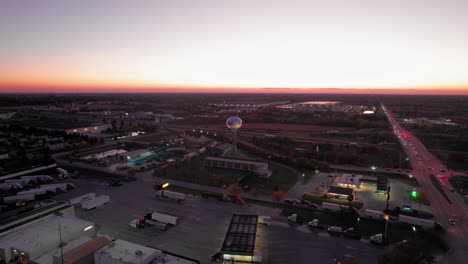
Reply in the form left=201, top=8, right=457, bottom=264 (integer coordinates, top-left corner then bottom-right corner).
left=384, top=214, right=389, bottom=240
left=54, top=212, right=64, bottom=264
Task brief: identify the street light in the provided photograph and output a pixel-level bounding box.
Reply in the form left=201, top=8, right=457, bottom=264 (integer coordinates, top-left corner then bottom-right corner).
left=384, top=214, right=389, bottom=239
left=54, top=212, right=64, bottom=264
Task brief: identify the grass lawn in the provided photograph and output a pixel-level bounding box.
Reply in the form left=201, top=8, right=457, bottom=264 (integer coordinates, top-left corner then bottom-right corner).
left=240, top=163, right=299, bottom=195
left=157, top=154, right=242, bottom=187
left=449, top=176, right=468, bottom=195
left=133, top=131, right=176, bottom=142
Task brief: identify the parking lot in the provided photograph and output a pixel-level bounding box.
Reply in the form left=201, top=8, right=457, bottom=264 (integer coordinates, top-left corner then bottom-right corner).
left=53, top=172, right=384, bottom=264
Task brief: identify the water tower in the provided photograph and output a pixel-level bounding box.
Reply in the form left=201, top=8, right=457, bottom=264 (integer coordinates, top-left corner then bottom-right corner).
left=226, top=116, right=242, bottom=155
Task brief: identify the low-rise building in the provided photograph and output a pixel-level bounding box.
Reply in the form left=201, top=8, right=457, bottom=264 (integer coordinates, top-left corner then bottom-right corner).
left=120, top=149, right=162, bottom=165
left=205, top=157, right=272, bottom=178
left=326, top=186, right=354, bottom=200
left=216, top=214, right=262, bottom=263
left=94, top=239, right=198, bottom=264
left=0, top=214, right=96, bottom=263
left=337, top=174, right=362, bottom=188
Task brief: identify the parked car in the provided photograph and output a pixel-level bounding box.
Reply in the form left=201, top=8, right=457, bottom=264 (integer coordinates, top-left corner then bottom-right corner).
left=300, top=200, right=318, bottom=208
left=285, top=199, right=301, bottom=205
left=106, top=180, right=122, bottom=187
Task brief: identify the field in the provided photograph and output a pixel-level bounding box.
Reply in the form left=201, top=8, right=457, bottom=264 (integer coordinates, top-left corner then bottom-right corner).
left=157, top=154, right=299, bottom=195
left=206, top=123, right=354, bottom=132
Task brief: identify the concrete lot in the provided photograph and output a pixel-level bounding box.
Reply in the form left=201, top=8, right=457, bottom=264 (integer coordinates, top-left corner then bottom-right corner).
left=288, top=171, right=432, bottom=213
left=54, top=172, right=384, bottom=264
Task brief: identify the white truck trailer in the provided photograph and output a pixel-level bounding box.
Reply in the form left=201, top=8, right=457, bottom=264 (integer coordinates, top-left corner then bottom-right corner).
left=0, top=183, right=23, bottom=191
left=322, top=202, right=349, bottom=211
left=40, top=183, right=75, bottom=192
left=69, top=193, right=96, bottom=205
left=21, top=175, right=53, bottom=182
left=5, top=179, right=33, bottom=186
left=155, top=190, right=186, bottom=202
left=398, top=214, right=437, bottom=229
left=81, top=195, right=110, bottom=210
left=364, top=209, right=385, bottom=220
left=3, top=194, right=35, bottom=204
left=146, top=212, right=178, bottom=225
left=17, top=188, right=49, bottom=196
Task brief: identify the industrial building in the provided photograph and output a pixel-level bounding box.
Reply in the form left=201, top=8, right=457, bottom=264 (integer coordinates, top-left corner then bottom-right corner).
left=217, top=214, right=262, bottom=263
left=94, top=239, right=199, bottom=264
left=0, top=212, right=95, bottom=263
left=205, top=157, right=272, bottom=178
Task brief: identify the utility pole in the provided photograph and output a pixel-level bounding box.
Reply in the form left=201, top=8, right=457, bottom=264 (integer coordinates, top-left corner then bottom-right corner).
left=55, top=212, right=64, bottom=264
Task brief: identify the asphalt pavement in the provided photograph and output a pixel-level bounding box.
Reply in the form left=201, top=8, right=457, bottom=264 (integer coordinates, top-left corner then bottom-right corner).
left=382, top=103, right=468, bottom=263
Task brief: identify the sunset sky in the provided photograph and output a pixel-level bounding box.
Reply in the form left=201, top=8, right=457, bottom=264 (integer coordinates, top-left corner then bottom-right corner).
left=1, top=0, right=468, bottom=94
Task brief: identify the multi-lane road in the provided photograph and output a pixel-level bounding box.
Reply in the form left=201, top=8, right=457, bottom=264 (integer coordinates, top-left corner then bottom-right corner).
left=382, top=104, right=468, bottom=262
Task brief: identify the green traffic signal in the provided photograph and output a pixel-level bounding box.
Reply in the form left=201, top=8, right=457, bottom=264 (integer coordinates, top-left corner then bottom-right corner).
left=411, top=190, right=417, bottom=197
left=405, top=157, right=410, bottom=161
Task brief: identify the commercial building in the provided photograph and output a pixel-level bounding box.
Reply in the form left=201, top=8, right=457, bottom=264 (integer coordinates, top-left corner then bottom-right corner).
left=94, top=239, right=199, bottom=264
left=218, top=214, right=262, bottom=263
left=66, top=124, right=110, bottom=135
left=377, top=175, right=389, bottom=192
left=120, top=149, right=162, bottom=165
left=277, top=101, right=341, bottom=112
left=205, top=157, right=272, bottom=178
left=326, top=186, right=354, bottom=200
left=337, top=174, right=362, bottom=188
left=81, top=149, right=127, bottom=161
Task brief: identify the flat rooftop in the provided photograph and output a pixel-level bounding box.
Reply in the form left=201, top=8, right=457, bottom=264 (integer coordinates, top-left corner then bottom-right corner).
left=221, top=214, right=258, bottom=255
left=327, top=186, right=354, bottom=196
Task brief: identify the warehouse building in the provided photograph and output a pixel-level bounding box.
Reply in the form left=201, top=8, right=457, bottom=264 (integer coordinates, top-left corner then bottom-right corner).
left=0, top=214, right=95, bottom=263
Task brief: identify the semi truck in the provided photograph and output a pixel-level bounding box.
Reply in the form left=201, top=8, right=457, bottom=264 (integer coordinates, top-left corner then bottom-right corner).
left=322, top=202, right=359, bottom=215
left=81, top=195, right=110, bottom=210
left=69, top=193, right=96, bottom=205
left=145, top=212, right=178, bottom=225
left=56, top=168, right=69, bottom=179
left=398, top=214, right=439, bottom=229
left=2, top=194, right=35, bottom=204
left=287, top=214, right=304, bottom=224
left=155, top=190, right=186, bottom=202
left=364, top=209, right=385, bottom=220
left=129, top=217, right=168, bottom=230
left=201, top=192, right=231, bottom=202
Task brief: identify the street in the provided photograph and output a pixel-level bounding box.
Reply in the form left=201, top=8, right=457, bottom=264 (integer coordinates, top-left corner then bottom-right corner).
left=382, top=104, right=468, bottom=262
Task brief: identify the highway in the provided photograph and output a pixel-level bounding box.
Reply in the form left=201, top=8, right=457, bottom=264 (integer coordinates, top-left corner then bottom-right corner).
left=381, top=104, right=468, bottom=262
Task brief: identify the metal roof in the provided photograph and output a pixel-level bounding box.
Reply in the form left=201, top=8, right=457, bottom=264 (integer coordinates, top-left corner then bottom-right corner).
left=220, top=214, right=258, bottom=255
